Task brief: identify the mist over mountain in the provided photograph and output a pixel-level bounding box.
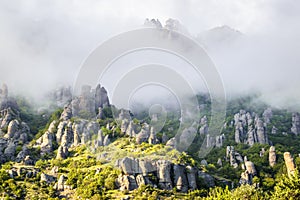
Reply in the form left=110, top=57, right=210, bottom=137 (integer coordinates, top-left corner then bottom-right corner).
left=0, top=0, right=300, bottom=110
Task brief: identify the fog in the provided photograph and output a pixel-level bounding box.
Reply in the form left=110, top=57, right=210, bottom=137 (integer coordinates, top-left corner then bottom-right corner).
left=0, top=0, right=300, bottom=109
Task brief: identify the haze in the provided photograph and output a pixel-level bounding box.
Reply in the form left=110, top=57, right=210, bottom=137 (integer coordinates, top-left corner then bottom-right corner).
left=0, top=0, right=300, bottom=109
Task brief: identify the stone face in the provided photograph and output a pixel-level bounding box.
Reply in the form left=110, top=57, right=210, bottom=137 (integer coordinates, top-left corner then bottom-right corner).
left=262, top=108, right=273, bottom=124
left=40, top=131, right=55, bottom=154
left=255, top=119, right=268, bottom=144
left=6, top=120, right=19, bottom=138
left=240, top=171, right=252, bottom=185
left=56, top=121, right=67, bottom=144
left=156, top=160, right=172, bottom=190
left=269, top=146, right=276, bottom=167
left=226, top=146, right=238, bottom=168
left=95, top=84, right=110, bottom=109
left=125, top=121, right=136, bottom=137
left=173, top=164, right=188, bottom=192
left=215, top=134, right=225, bottom=148
left=116, top=157, right=156, bottom=175
left=291, top=112, right=300, bottom=135
left=186, top=166, right=198, bottom=190
left=235, top=122, right=244, bottom=143
left=148, top=127, right=157, bottom=145
left=240, top=161, right=256, bottom=185
left=136, top=124, right=150, bottom=144
left=56, top=145, right=68, bottom=159
left=284, top=152, right=296, bottom=177
left=117, top=175, right=138, bottom=191
left=60, top=105, right=72, bottom=121
left=244, top=161, right=257, bottom=175
left=121, top=120, right=129, bottom=133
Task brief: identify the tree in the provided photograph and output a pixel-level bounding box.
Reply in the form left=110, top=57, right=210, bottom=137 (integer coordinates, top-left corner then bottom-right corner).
left=272, top=170, right=300, bottom=200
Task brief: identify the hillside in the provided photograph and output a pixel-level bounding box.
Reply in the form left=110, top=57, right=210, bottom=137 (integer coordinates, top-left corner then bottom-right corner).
left=0, top=84, right=300, bottom=199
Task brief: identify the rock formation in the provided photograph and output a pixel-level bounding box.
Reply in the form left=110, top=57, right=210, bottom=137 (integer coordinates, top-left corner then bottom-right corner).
left=233, top=110, right=269, bottom=146
left=262, top=108, right=273, bottom=124
left=291, top=112, right=300, bottom=135
left=144, top=18, right=163, bottom=28
left=269, top=146, right=276, bottom=167
left=239, top=161, right=256, bottom=185
left=284, top=152, right=296, bottom=177
left=173, top=164, right=188, bottom=192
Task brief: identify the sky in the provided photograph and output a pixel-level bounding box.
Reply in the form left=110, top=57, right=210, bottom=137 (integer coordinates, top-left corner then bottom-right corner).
left=0, top=0, right=300, bottom=108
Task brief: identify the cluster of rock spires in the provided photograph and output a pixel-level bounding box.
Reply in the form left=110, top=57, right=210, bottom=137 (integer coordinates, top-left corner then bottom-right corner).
left=119, top=109, right=170, bottom=146
left=35, top=84, right=111, bottom=159
left=144, top=18, right=189, bottom=35
left=115, top=157, right=215, bottom=192
left=0, top=84, right=31, bottom=164
left=233, top=109, right=270, bottom=146
left=224, top=146, right=258, bottom=185
left=199, top=116, right=226, bottom=148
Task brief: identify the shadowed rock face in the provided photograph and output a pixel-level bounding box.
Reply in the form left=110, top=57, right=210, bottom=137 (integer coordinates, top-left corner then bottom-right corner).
left=284, top=152, right=296, bottom=177
left=173, top=164, right=188, bottom=192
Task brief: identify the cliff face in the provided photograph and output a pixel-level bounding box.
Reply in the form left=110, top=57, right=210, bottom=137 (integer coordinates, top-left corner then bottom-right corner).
left=115, top=157, right=213, bottom=192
